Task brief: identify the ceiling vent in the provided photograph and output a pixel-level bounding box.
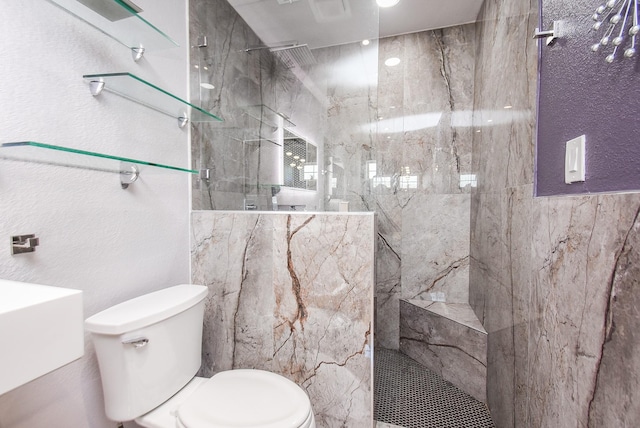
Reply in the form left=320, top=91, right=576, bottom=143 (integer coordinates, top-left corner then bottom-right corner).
left=308, top=0, right=351, bottom=23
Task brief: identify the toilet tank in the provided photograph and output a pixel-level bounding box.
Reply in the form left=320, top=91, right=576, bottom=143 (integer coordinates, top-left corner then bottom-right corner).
left=85, top=284, right=208, bottom=422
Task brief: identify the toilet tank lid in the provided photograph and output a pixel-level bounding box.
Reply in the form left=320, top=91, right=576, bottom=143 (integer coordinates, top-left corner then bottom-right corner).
left=85, top=284, right=208, bottom=335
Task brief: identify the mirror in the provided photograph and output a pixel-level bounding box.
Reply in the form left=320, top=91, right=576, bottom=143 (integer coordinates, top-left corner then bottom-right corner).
left=282, top=129, right=317, bottom=191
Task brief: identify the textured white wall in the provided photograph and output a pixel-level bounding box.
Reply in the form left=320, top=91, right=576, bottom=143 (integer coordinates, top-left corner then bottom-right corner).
left=0, top=1, right=189, bottom=427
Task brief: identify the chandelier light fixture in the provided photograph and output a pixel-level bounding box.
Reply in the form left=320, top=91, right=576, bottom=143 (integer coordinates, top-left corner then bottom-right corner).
left=591, top=0, right=639, bottom=62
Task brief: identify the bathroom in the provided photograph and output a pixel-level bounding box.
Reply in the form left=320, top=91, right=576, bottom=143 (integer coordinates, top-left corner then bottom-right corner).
left=1, top=0, right=640, bottom=427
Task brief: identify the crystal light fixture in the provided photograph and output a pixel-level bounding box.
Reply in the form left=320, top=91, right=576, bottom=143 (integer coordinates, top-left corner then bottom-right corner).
left=591, top=0, right=639, bottom=62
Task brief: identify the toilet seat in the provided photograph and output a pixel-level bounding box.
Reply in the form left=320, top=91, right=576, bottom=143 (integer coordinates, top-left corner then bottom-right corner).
left=136, top=370, right=313, bottom=428
left=177, top=369, right=313, bottom=428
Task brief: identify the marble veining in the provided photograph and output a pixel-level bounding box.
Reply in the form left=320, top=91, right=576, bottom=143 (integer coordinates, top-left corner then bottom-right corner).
left=190, top=0, right=326, bottom=211
left=367, top=26, right=476, bottom=348
left=471, top=0, right=640, bottom=426
left=191, top=211, right=375, bottom=427
left=401, top=194, right=471, bottom=304
left=400, top=299, right=487, bottom=402
left=190, top=0, right=478, bottom=358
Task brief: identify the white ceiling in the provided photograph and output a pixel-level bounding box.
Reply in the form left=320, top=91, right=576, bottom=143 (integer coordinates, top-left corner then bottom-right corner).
left=227, top=0, right=485, bottom=49
left=378, top=0, right=484, bottom=39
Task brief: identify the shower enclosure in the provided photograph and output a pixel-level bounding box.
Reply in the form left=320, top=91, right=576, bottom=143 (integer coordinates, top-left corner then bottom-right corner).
left=190, top=0, right=380, bottom=213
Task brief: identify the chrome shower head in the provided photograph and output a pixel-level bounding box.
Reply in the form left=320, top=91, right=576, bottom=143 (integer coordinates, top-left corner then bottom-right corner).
left=244, top=43, right=317, bottom=68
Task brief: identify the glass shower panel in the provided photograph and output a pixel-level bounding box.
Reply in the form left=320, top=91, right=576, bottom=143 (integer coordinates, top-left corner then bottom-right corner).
left=190, top=0, right=379, bottom=211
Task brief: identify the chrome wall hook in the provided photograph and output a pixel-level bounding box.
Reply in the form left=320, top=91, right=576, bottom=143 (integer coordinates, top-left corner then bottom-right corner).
left=11, top=234, right=40, bottom=255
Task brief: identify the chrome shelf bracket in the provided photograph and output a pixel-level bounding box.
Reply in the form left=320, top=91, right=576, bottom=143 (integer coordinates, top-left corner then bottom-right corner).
left=131, top=46, right=145, bottom=62
left=177, top=115, right=189, bottom=128
left=120, top=162, right=139, bottom=189
left=199, top=168, right=211, bottom=181
left=89, top=80, right=106, bottom=96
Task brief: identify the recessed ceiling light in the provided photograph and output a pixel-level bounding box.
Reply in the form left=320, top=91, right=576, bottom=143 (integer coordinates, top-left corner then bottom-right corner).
left=377, top=0, right=400, bottom=8
left=385, top=57, right=401, bottom=67
left=504, top=105, right=513, bottom=109
left=362, top=39, right=370, bottom=46
left=200, top=83, right=215, bottom=89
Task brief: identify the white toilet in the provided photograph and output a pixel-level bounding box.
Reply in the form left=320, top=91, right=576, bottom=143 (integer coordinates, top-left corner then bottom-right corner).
left=85, top=284, right=315, bottom=428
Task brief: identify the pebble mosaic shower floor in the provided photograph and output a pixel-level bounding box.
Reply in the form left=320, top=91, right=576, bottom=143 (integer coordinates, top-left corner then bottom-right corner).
left=374, top=348, right=495, bottom=428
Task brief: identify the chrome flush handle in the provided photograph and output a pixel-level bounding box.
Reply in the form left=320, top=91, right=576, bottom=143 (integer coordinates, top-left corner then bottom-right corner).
left=122, top=337, right=149, bottom=348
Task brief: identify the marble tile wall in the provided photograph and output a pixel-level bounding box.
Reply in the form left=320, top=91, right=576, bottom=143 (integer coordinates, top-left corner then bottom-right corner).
left=189, top=0, right=259, bottom=210
left=190, top=0, right=326, bottom=211
left=471, top=0, right=640, bottom=426
left=191, top=211, right=375, bottom=427
left=399, top=300, right=487, bottom=402
left=359, top=27, right=477, bottom=349
left=189, top=1, right=479, bottom=352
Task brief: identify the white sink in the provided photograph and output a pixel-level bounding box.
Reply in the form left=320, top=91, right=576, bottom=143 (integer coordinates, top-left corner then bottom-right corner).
left=0, top=279, right=83, bottom=395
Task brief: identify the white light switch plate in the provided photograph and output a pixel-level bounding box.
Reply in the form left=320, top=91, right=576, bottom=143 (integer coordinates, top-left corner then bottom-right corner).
left=565, top=135, right=586, bottom=184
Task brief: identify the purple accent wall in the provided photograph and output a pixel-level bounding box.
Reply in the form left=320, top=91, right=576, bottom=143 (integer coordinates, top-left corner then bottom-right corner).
left=536, top=0, right=640, bottom=196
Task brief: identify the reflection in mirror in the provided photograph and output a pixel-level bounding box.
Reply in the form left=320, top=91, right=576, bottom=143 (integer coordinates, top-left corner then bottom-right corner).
left=283, top=130, right=317, bottom=191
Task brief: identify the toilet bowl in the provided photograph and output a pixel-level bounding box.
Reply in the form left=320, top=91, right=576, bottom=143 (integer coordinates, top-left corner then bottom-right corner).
left=85, top=284, right=315, bottom=428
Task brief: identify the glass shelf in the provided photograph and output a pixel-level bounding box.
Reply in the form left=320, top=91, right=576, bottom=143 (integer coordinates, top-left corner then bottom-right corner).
left=244, top=105, right=295, bottom=130
left=83, top=72, right=223, bottom=123
left=48, top=0, right=178, bottom=53
left=213, top=105, right=295, bottom=145
left=0, top=141, right=197, bottom=176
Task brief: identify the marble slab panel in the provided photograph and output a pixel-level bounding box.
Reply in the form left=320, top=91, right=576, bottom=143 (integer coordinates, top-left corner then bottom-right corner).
left=374, top=27, right=476, bottom=197
left=368, top=195, right=403, bottom=350
left=481, top=185, right=533, bottom=427
left=527, top=194, right=640, bottom=428
left=191, top=211, right=375, bottom=427
left=471, top=10, right=537, bottom=194
left=470, top=0, right=539, bottom=425
left=190, top=0, right=328, bottom=211
left=190, top=0, right=262, bottom=210
left=399, top=299, right=487, bottom=402
left=400, top=27, right=475, bottom=196
left=401, top=194, right=470, bottom=304
left=587, top=200, right=640, bottom=427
